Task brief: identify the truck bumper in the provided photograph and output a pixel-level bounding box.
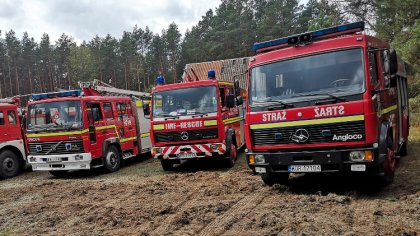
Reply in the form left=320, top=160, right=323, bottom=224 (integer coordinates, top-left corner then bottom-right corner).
left=247, top=147, right=383, bottom=174
left=153, top=143, right=226, bottom=160
left=28, top=153, right=92, bottom=171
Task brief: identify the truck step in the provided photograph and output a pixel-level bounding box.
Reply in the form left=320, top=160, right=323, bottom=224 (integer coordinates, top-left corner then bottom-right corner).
left=122, top=152, right=135, bottom=159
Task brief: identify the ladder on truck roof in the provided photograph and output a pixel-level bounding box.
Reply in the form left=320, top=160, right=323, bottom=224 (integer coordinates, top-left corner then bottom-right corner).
left=79, top=79, right=150, bottom=98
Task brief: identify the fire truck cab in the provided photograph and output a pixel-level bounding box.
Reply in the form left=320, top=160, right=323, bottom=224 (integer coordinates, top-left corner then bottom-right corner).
left=26, top=89, right=151, bottom=176
left=246, top=22, right=409, bottom=186
left=0, top=98, right=26, bottom=179
left=151, top=79, right=245, bottom=170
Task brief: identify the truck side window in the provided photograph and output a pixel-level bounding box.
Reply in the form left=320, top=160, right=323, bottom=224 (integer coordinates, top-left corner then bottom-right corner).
left=369, top=52, right=378, bottom=86
left=126, top=101, right=133, bottom=118
left=8, top=110, right=17, bottom=125
left=0, top=111, right=4, bottom=125
left=117, top=102, right=128, bottom=121
left=103, top=102, right=114, bottom=121
left=87, top=103, right=102, bottom=123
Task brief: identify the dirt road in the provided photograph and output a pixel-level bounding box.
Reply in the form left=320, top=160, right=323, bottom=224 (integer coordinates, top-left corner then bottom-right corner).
left=1, top=129, right=419, bottom=235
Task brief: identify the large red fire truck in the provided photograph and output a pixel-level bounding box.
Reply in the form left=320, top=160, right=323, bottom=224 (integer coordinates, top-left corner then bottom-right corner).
left=26, top=81, right=151, bottom=176
left=150, top=77, right=246, bottom=170
left=246, top=22, right=409, bottom=186
left=0, top=97, right=27, bottom=179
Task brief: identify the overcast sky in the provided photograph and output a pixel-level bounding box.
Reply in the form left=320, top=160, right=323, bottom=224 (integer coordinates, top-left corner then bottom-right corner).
left=0, top=0, right=222, bottom=44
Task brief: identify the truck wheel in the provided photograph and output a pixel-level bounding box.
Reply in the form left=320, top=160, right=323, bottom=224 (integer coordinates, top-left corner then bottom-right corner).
left=0, top=150, right=20, bottom=179
left=378, top=137, right=396, bottom=186
left=49, top=170, right=69, bottom=178
left=224, top=143, right=237, bottom=168
left=103, top=146, right=121, bottom=173
left=161, top=159, right=174, bottom=171
left=261, top=172, right=289, bottom=186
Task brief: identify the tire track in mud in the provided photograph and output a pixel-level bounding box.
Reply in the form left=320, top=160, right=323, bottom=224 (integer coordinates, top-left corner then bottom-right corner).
left=350, top=200, right=380, bottom=234
left=198, top=191, right=269, bottom=236
left=149, top=192, right=195, bottom=235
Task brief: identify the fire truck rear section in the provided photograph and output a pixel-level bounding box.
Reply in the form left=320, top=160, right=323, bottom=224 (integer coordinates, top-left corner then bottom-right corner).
left=0, top=98, right=26, bottom=179
left=246, top=22, right=409, bottom=186
left=26, top=82, right=151, bottom=176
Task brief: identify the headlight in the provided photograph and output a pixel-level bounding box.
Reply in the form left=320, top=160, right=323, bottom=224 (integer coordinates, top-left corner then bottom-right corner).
left=349, top=151, right=365, bottom=162
left=255, top=154, right=265, bottom=163
left=155, top=148, right=163, bottom=154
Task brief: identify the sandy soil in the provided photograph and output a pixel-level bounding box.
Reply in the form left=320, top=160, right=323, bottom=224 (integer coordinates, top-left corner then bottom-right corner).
left=0, top=130, right=419, bottom=236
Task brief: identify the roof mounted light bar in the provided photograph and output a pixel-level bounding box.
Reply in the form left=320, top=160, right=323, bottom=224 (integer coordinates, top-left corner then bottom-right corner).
left=252, top=21, right=365, bottom=53
left=31, top=90, right=81, bottom=101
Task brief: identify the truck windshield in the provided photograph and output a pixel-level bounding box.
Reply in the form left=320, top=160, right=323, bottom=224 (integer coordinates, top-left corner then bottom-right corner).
left=27, top=100, right=83, bottom=131
left=153, top=86, right=218, bottom=118
left=249, top=48, right=365, bottom=105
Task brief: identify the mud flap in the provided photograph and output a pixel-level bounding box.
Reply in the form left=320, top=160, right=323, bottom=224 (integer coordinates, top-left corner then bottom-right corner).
left=225, top=129, right=234, bottom=153
left=378, top=122, right=390, bottom=164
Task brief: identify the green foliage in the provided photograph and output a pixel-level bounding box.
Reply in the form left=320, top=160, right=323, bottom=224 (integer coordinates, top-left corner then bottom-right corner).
left=0, top=0, right=418, bottom=98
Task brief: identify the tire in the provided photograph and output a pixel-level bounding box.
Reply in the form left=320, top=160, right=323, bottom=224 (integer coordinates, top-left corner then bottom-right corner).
left=0, top=150, right=20, bottom=179
left=103, top=145, right=121, bottom=173
left=377, top=136, right=395, bottom=186
left=261, top=171, right=289, bottom=186
left=224, top=143, right=237, bottom=168
left=160, top=159, right=174, bottom=171
left=398, top=141, right=408, bottom=157
left=49, top=170, right=69, bottom=178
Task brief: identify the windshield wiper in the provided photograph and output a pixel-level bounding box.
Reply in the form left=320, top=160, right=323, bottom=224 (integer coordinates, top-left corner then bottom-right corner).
left=191, top=112, right=209, bottom=118
left=251, top=99, right=294, bottom=109
left=292, top=92, right=346, bottom=102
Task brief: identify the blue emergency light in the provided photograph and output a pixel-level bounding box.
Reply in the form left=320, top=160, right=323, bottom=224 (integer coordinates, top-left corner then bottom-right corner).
left=31, top=90, right=81, bottom=100
left=252, top=21, right=365, bottom=52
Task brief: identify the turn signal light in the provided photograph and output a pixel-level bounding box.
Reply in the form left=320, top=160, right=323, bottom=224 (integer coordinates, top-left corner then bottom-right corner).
left=248, top=155, right=255, bottom=164
left=364, top=151, right=373, bottom=161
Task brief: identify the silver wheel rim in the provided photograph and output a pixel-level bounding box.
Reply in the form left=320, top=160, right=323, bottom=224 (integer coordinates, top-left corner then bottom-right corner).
left=2, top=157, right=15, bottom=173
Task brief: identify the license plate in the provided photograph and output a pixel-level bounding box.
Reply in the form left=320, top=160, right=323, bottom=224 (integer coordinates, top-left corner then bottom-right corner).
left=288, top=165, right=321, bottom=173
left=351, top=164, right=366, bottom=171
left=177, top=153, right=196, bottom=158
left=255, top=167, right=266, bottom=173
left=46, top=157, right=61, bottom=163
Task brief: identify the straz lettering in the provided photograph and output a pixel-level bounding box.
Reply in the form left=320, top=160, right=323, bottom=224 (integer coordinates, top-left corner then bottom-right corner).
left=262, top=111, right=287, bottom=122
left=165, top=121, right=203, bottom=130
left=314, top=105, right=345, bottom=117
left=332, top=134, right=363, bottom=141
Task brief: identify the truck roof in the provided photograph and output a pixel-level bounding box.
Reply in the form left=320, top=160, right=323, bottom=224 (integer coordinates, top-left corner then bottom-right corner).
left=27, top=95, right=132, bottom=105
left=152, top=80, right=232, bottom=92
left=0, top=103, right=18, bottom=109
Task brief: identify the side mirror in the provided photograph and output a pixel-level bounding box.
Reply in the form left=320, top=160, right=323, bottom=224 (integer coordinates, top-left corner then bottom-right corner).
left=226, top=95, right=235, bottom=108
left=389, top=49, right=398, bottom=75
left=234, top=80, right=241, bottom=97
left=143, top=103, right=150, bottom=116
left=383, top=49, right=398, bottom=76
left=236, top=96, right=243, bottom=106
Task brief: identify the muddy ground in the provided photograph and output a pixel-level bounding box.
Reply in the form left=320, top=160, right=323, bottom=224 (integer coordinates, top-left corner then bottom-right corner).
left=1, top=129, right=419, bottom=236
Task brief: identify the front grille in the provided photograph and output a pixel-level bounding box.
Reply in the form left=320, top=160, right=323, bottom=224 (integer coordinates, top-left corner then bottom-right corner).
left=251, top=121, right=365, bottom=146
left=154, top=128, right=218, bottom=143
left=28, top=140, right=85, bottom=155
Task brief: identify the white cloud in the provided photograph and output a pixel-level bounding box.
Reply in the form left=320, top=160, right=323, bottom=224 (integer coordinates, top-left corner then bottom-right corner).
left=0, top=0, right=221, bottom=44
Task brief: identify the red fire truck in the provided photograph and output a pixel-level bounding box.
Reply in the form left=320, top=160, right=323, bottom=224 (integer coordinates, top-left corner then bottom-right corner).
left=150, top=78, right=245, bottom=170
left=246, top=22, right=409, bottom=186
left=0, top=97, right=27, bottom=179
left=26, top=82, right=151, bottom=176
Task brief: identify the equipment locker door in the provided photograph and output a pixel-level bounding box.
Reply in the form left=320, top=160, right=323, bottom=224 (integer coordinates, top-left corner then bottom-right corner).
left=135, top=100, right=152, bottom=153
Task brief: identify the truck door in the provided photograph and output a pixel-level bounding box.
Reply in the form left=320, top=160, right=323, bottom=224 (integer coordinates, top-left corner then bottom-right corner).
left=86, top=102, right=105, bottom=157
left=5, top=110, right=21, bottom=141
left=116, top=101, right=137, bottom=153
left=135, top=99, right=152, bottom=153
left=0, top=110, right=7, bottom=143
